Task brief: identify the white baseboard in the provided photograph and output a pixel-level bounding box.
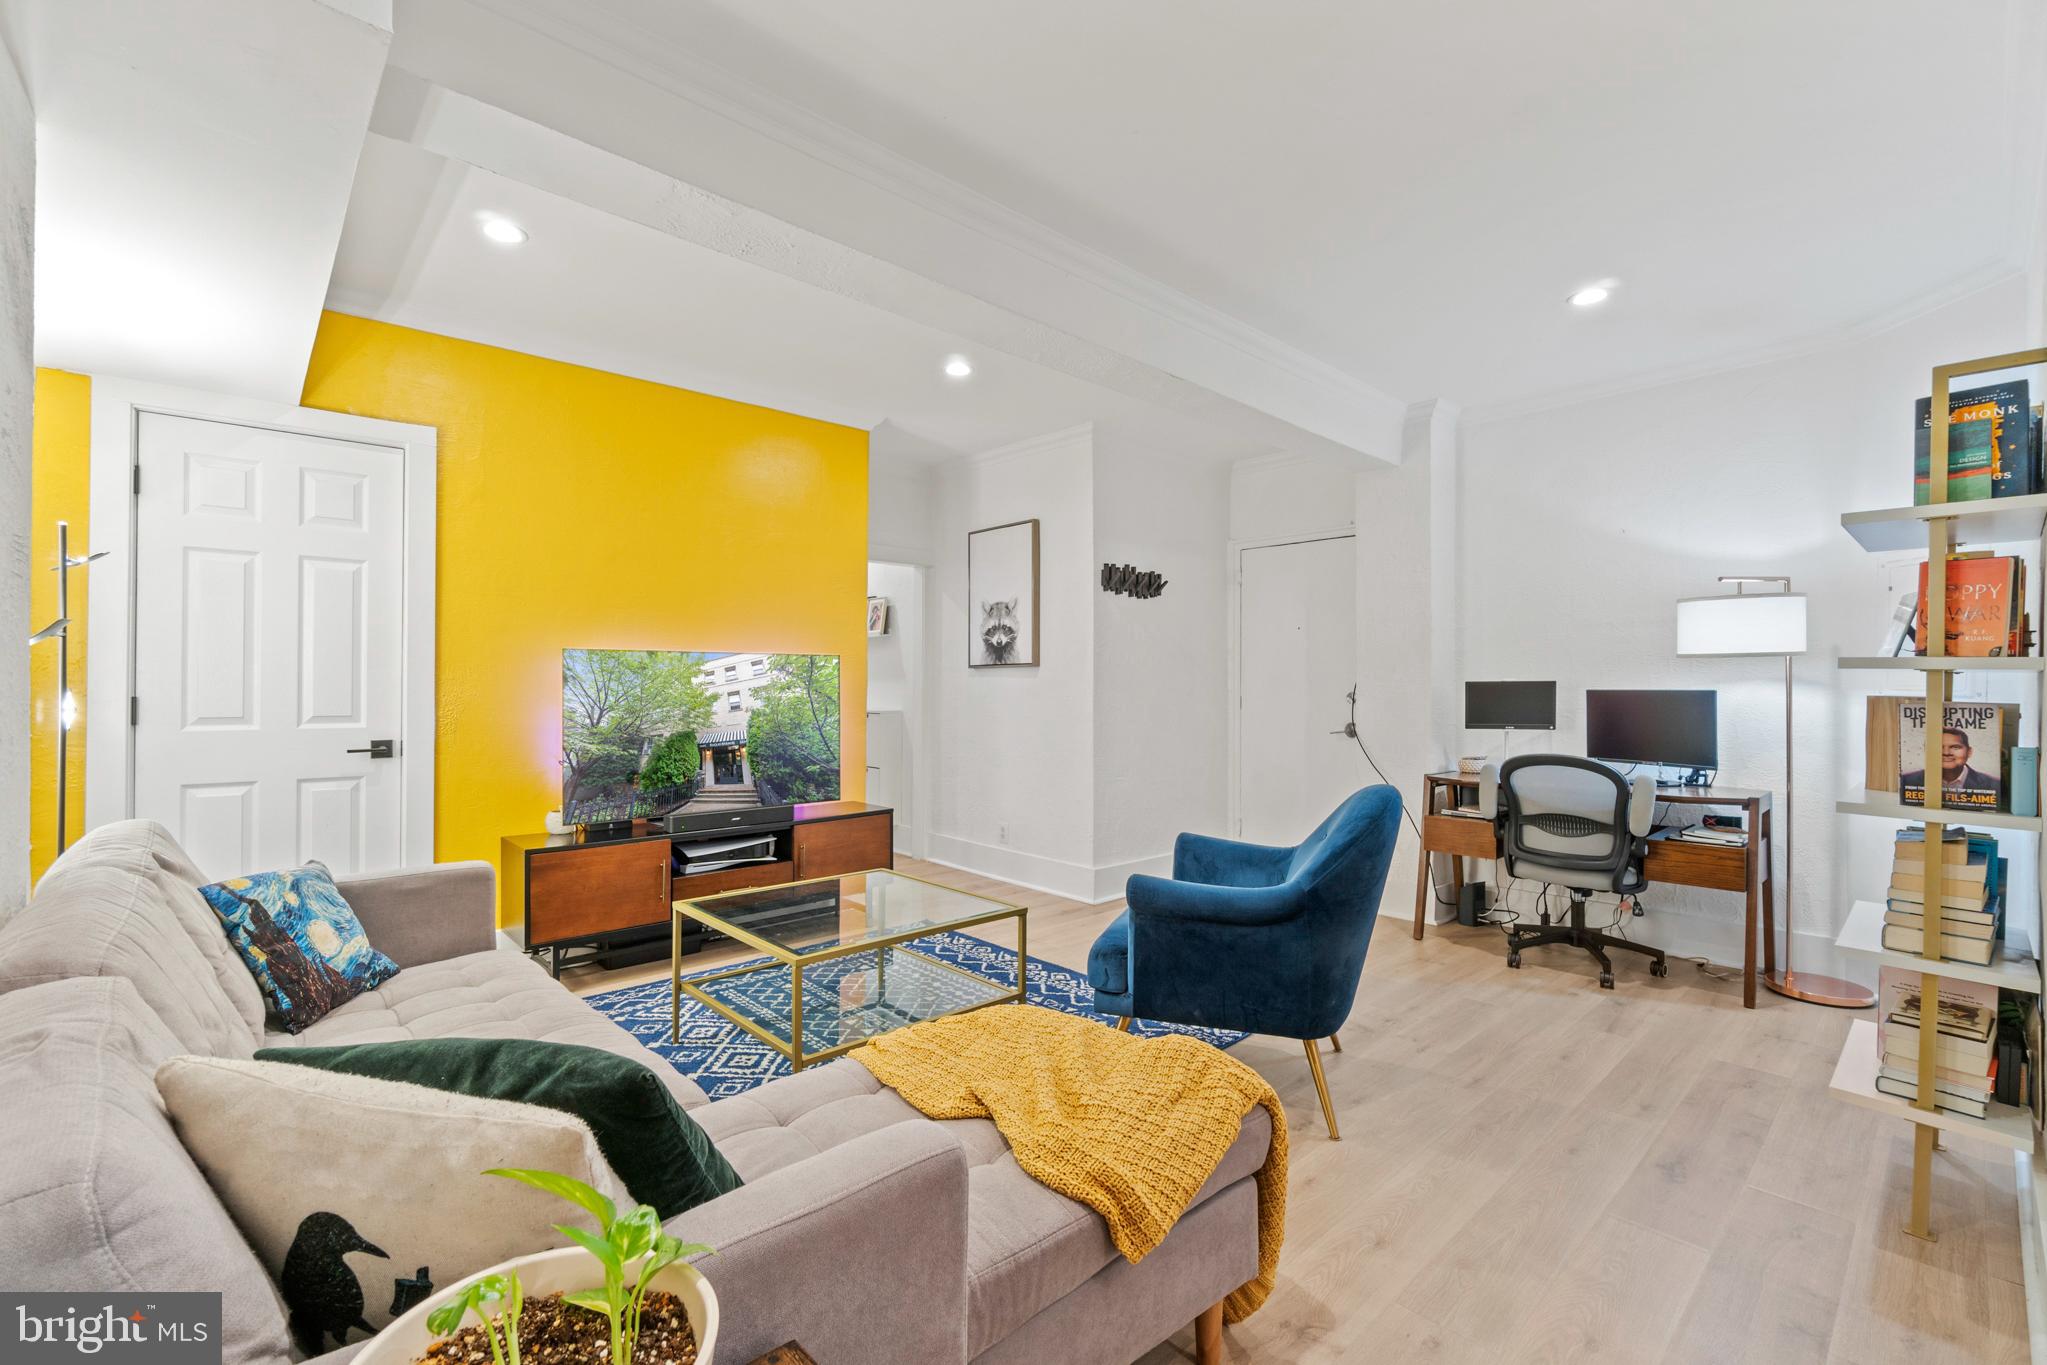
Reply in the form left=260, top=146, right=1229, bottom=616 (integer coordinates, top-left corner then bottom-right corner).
left=922, top=833, right=1166, bottom=906
left=1425, top=892, right=1866, bottom=987
left=1093, top=853, right=1170, bottom=903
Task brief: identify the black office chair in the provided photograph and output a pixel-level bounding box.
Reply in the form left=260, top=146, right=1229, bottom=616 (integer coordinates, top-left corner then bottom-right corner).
left=1478, top=755, right=1669, bottom=989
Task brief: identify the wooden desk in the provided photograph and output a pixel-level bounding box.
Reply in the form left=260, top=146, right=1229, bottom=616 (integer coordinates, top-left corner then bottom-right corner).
left=1416, top=772, right=1776, bottom=1008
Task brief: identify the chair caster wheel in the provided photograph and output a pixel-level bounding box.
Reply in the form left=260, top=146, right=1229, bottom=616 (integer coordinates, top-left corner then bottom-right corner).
left=1599, top=972, right=1615, bottom=989
left=1650, top=960, right=1669, bottom=978
left=1506, top=952, right=1521, bottom=969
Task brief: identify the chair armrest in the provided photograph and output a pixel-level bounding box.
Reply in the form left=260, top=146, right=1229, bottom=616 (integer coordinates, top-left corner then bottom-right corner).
left=1127, top=872, right=1300, bottom=929
left=667, top=1122, right=970, bottom=1365
left=1172, top=830, right=1293, bottom=887
left=1627, top=775, right=1655, bottom=838
left=331, top=863, right=496, bottom=968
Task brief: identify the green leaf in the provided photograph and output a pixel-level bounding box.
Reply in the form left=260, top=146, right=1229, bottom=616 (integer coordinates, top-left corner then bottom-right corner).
left=556, top=1224, right=624, bottom=1274
left=562, top=1289, right=616, bottom=1322
left=612, top=1205, right=660, bottom=1263
left=486, top=1168, right=617, bottom=1228
left=426, top=1294, right=471, bottom=1337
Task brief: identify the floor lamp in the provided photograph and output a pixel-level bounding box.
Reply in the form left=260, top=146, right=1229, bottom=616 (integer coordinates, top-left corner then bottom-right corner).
left=1676, top=576, right=1874, bottom=1008
left=28, top=520, right=107, bottom=855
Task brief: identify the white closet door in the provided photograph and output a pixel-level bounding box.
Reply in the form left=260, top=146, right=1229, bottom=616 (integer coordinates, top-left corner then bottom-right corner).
left=133, top=412, right=406, bottom=878
left=1238, top=534, right=1358, bottom=845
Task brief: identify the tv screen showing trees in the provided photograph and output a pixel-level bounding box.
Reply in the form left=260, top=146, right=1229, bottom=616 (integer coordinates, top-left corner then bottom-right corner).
left=562, top=648, right=841, bottom=825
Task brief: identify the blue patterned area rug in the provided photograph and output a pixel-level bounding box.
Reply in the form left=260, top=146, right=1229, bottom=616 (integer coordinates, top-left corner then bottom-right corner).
left=585, top=930, right=1248, bottom=1099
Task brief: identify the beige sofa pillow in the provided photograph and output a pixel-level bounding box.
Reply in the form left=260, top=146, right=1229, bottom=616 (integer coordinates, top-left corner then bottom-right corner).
left=158, top=1055, right=632, bottom=1358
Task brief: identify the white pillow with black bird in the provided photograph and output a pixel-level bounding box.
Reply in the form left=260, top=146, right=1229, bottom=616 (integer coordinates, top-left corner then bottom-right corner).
left=156, top=1055, right=631, bottom=1357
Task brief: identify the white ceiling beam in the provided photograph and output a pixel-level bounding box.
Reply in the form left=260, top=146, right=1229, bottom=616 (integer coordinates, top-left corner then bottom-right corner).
left=2, top=0, right=391, bottom=401
left=380, top=0, right=1404, bottom=467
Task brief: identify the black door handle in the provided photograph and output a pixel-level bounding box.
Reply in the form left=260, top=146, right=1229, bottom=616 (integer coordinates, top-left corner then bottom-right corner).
left=346, top=740, right=395, bottom=758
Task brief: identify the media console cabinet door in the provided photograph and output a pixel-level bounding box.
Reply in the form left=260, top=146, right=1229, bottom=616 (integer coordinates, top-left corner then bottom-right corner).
left=793, top=814, right=892, bottom=879
left=528, top=838, right=670, bottom=945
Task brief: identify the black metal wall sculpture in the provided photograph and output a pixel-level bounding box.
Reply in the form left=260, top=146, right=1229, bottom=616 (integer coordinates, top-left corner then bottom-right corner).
left=1101, top=563, right=1167, bottom=599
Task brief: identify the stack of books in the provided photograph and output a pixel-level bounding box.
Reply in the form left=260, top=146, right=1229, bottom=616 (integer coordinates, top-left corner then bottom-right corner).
left=1876, top=967, right=2001, bottom=1117
left=1883, top=827, right=2005, bottom=965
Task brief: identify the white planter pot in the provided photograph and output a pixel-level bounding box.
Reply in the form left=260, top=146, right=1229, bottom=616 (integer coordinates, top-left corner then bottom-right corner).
left=353, top=1246, right=718, bottom=1365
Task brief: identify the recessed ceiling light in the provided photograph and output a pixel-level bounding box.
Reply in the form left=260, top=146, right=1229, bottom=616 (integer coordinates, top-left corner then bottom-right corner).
left=479, top=215, right=528, bottom=246
left=1568, top=283, right=1614, bottom=308
left=943, top=355, right=973, bottom=379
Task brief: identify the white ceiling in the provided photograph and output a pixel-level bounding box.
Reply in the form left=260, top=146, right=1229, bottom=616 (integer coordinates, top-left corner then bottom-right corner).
left=518, top=0, right=2047, bottom=414
left=2, top=0, right=391, bottom=401
left=329, top=135, right=1251, bottom=463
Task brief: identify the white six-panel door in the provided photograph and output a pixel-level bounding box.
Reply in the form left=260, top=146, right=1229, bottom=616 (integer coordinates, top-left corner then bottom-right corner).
left=1237, top=533, right=1359, bottom=845
left=133, top=412, right=406, bottom=879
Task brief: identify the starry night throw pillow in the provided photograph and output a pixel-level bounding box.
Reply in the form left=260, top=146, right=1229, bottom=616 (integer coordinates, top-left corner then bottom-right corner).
left=198, top=863, right=399, bottom=1032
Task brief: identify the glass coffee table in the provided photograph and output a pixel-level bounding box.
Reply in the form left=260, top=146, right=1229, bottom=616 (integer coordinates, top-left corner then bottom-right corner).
left=671, top=869, right=1027, bottom=1071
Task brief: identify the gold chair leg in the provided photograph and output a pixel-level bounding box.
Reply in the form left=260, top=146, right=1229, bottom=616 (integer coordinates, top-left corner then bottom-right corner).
left=1114, top=1016, right=1133, bottom=1032
left=1328, top=1033, right=1342, bottom=1052
left=1303, top=1038, right=1340, bottom=1140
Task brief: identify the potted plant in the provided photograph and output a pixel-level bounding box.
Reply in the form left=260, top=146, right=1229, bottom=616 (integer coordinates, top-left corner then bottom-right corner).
left=356, top=1169, right=718, bottom=1365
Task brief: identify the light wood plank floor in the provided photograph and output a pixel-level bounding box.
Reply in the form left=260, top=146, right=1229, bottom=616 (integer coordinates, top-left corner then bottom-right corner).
left=563, top=858, right=2028, bottom=1365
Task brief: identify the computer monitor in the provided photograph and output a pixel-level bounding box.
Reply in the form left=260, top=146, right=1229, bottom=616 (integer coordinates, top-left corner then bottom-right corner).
left=1465, top=680, right=1556, bottom=730
left=1585, top=689, right=1719, bottom=773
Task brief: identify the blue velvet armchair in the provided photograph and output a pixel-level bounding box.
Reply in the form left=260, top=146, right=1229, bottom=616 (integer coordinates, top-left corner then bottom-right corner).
left=1086, top=785, right=1401, bottom=1138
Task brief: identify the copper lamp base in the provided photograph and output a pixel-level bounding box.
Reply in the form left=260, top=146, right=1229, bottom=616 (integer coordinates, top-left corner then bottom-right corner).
left=1763, top=969, right=1875, bottom=1009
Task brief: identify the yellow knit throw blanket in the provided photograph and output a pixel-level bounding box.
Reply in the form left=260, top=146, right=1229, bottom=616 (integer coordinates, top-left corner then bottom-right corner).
left=856, top=1003, right=1287, bottom=1322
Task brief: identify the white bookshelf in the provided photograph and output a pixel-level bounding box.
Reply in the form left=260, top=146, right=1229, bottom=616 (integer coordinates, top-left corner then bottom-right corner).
left=1828, top=1020, right=2034, bottom=1152
left=1835, top=793, right=2044, bottom=834
left=1834, top=900, right=2040, bottom=993
left=1841, top=493, right=2047, bottom=553
left=1832, top=346, right=2047, bottom=1288
left=1838, top=654, right=2047, bottom=672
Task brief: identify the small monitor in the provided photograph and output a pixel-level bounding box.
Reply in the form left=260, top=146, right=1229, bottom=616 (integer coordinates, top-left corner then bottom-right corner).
left=1586, top=689, right=1718, bottom=770
left=1465, top=680, right=1557, bottom=731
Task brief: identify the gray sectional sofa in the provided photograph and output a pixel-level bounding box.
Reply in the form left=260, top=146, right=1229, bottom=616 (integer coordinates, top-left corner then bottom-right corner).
left=0, top=821, right=1268, bottom=1365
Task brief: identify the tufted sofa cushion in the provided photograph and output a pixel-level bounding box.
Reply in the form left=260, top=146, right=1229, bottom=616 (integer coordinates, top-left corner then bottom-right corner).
left=268, top=949, right=710, bottom=1110
left=0, top=977, right=294, bottom=1365
left=0, top=821, right=265, bottom=1056
left=694, top=1057, right=1271, bottom=1358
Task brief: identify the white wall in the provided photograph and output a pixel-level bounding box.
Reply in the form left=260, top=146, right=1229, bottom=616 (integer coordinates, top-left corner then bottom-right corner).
left=0, top=37, right=29, bottom=919
left=1461, top=277, right=2039, bottom=972
left=866, top=559, right=926, bottom=854
left=869, top=452, right=937, bottom=564
left=927, top=426, right=1099, bottom=897
left=1228, top=454, right=1355, bottom=542
left=1092, top=436, right=1230, bottom=895
left=1355, top=400, right=1462, bottom=915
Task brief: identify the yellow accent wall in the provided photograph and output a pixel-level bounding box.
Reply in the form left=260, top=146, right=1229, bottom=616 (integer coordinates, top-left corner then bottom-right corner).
left=30, top=369, right=91, bottom=882
left=300, top=313, right=868, bottom=925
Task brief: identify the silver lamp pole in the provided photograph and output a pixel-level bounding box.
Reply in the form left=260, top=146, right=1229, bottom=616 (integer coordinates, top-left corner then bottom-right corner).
left=28, top=521, right=108, bottom=854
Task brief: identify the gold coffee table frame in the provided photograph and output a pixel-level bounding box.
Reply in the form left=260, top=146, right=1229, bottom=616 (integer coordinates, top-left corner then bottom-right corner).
left=671, top=868, right=1027, bottom=1071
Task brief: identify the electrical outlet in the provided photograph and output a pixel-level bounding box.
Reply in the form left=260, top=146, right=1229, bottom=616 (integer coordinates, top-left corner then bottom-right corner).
left=998, top=823, right=1008, bottom=845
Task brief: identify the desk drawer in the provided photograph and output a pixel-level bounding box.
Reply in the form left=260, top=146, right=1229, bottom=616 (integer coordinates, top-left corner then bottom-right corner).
left=1423, top=812, right=1499, bottom=860
left=1643, top=837, right=1748, bottom=892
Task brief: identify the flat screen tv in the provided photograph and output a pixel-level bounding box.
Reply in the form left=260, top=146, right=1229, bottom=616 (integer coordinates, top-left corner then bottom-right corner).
left=562, top=648, right=841, bottom=831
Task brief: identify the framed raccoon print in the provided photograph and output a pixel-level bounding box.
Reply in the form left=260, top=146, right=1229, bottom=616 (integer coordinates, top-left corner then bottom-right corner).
left=968, top=518, right=1040, bottom=667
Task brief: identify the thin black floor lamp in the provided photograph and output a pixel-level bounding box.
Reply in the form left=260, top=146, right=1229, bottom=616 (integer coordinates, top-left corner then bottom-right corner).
left=28, top=520, right=107, bottom=855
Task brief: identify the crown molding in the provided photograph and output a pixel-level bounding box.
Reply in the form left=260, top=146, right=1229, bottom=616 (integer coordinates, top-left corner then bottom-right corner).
left=965, top=423, right=1094, bottom=469
left=1462, top=264, right=2028, bottom=428
left=465, top=0, right=1389, bottom=408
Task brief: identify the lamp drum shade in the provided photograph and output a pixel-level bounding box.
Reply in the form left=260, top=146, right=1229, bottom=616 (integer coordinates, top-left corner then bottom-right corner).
left=1675, top=592, right=1808, bottom=657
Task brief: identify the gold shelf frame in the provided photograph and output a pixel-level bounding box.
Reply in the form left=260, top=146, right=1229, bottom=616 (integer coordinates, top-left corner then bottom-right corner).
left=1902, top=345, right=2047, bottom=1241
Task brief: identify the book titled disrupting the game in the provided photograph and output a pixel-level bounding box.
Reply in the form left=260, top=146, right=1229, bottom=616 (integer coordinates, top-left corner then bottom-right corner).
left=1898, top=701, right=2013, bottom=810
